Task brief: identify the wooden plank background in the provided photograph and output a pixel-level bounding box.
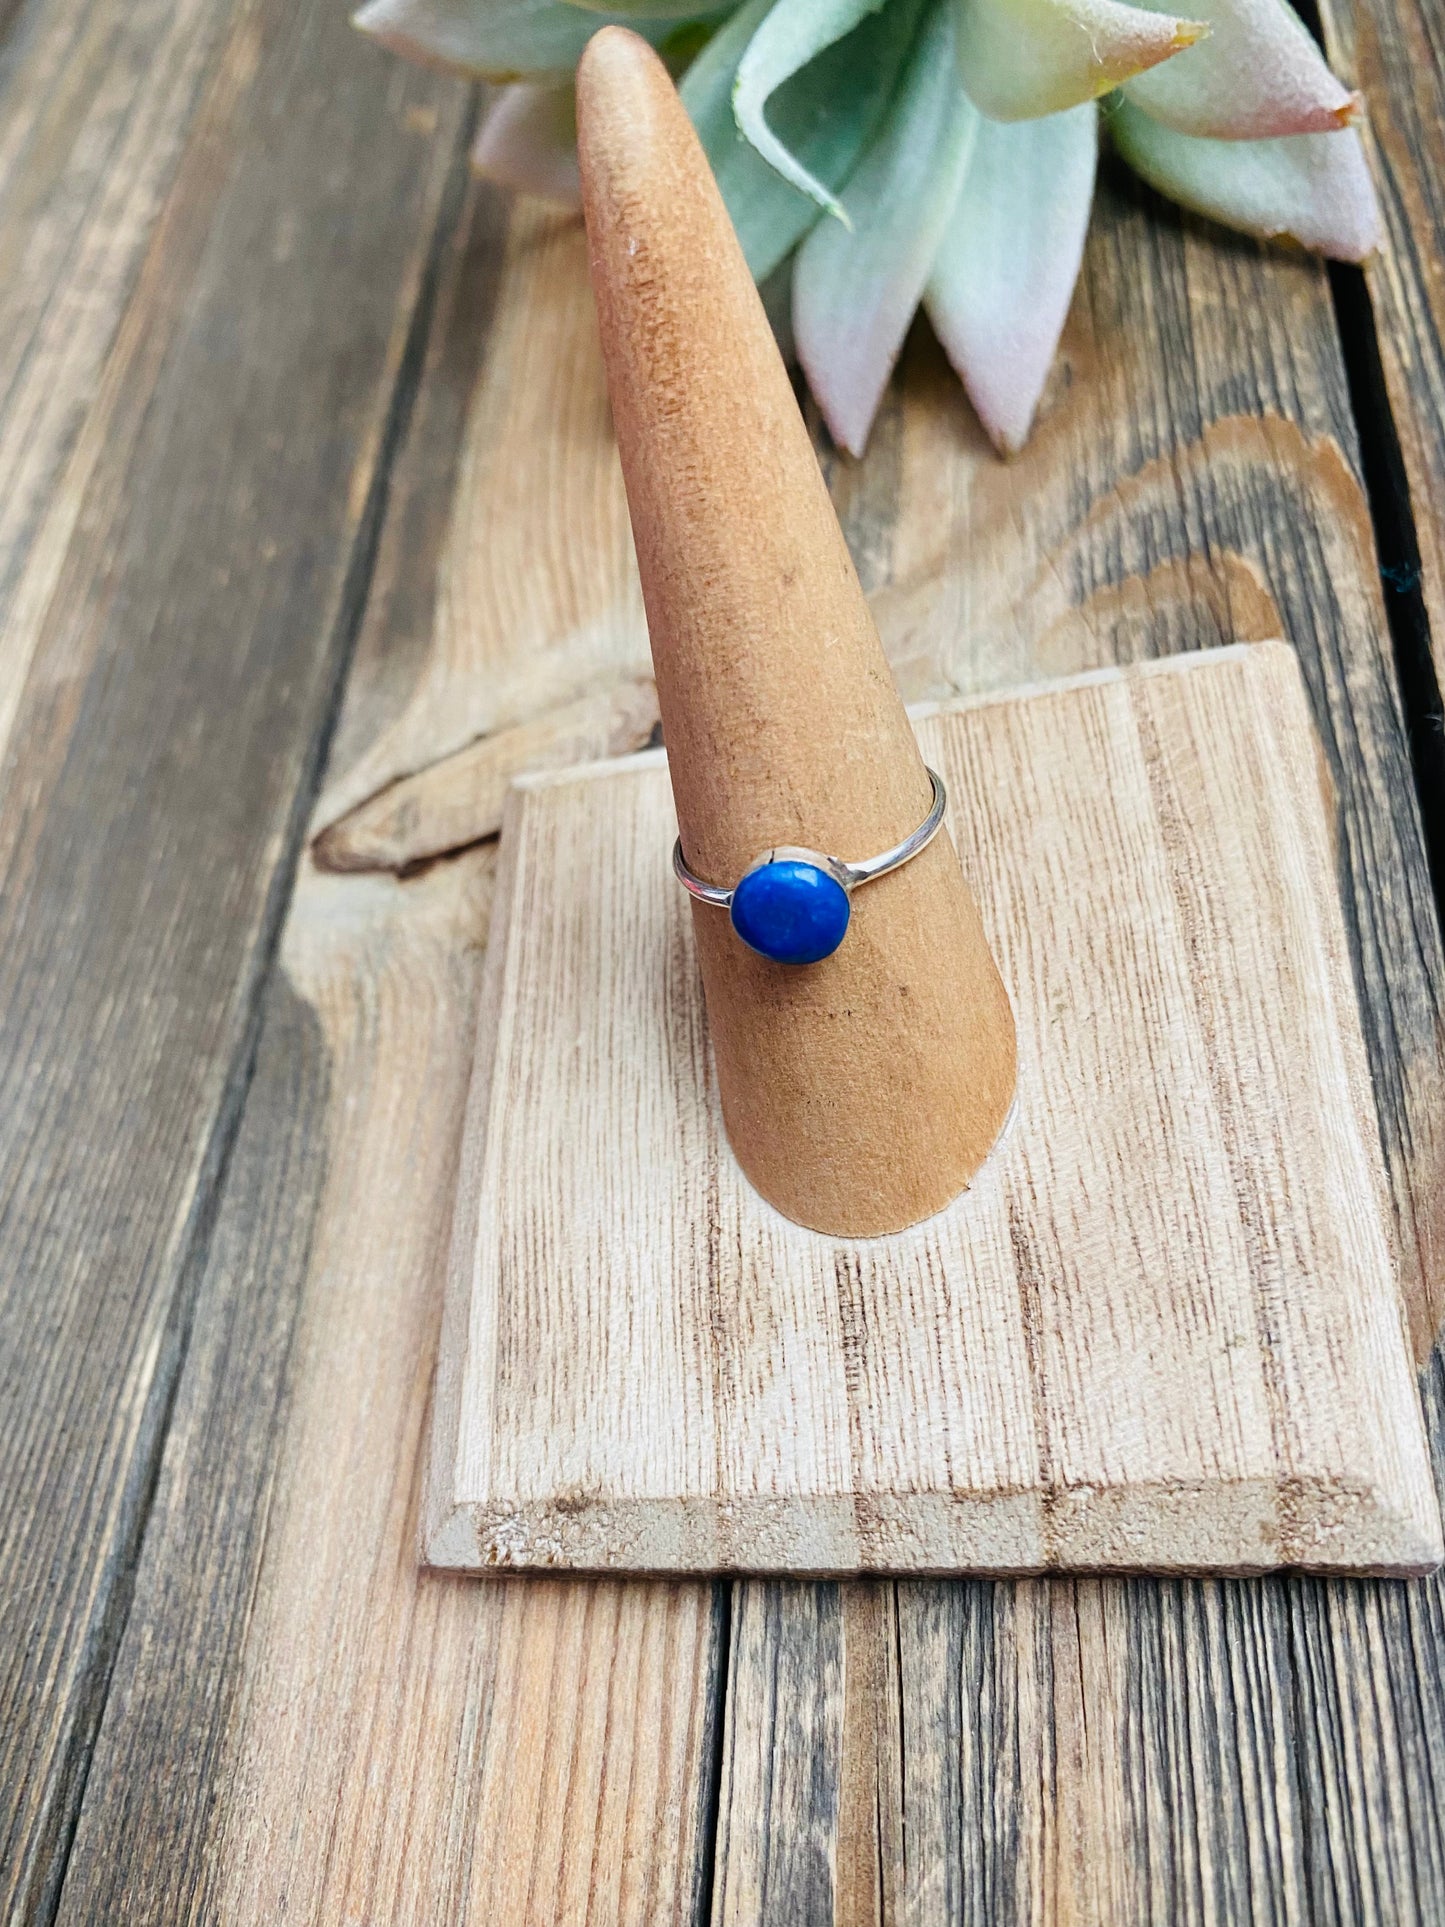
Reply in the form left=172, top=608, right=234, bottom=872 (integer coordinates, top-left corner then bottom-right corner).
left=0, top=0, right=1442, bottom=1919
left=0, top=0, right=473, bottom=1913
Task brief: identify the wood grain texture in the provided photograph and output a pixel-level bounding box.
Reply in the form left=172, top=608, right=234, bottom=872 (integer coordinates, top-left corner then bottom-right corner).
left=0, top=0, right=233, bottom=762
left=59, top=852, right=722, bottom=1927
left=718, top=156, right=1445, bottom=1922
left=1315, top=0, right=1445, bottom=679
left=37, top=69, right=1445, bottom=1927
left=720, top=1566, right=1445, bottom=1926
left=310, top=199, right=652, bottom=844
left=428, top=644, right=1438, bottom=1576
left=314, top=676, right=660, bottom=872
left=49, top=161, right=723, bottom=1925
left=0, top=0, right=470, bottom=1910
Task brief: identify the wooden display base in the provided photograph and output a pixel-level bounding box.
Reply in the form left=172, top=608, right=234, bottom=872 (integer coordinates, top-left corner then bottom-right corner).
left=424, top=643, right=1442, bottom=1577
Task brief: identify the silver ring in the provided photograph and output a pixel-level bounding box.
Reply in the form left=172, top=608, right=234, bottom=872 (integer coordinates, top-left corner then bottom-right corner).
left=672, top=767, right=947, bottom=966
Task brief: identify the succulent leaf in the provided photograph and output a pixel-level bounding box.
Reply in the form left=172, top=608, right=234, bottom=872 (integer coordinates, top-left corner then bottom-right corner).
left=925, top=100, right=1095, bottom=452
left=793, top=1, right=977, bottom=454
left=1108, top=94, right=1380, bottom=258
left=359, top=0, right=1383, bottom=452
left=683, top=0, right=927, bottom=276
left=473, top=84, right=582, bottom=202
left=1124, top=0, right=1357, bottom=139
left=955, top=0, right=1204, bottom=120
left=733, top=0, right=898, bottom=217
left=353, top=0, right=715, bottom=83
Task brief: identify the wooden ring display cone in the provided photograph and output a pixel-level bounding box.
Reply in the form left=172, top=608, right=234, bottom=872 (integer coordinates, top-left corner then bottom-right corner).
left=575, top=26, right=1017, bottom=1236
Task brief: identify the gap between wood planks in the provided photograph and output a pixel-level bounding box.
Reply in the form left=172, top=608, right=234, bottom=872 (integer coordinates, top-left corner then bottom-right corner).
left=1300, top=0, right=1445, bottom=919
left=695, top=1580, right=734, bottom=1927
left=1329, top=262, right=1445, bottom=911
left=24, top=84, right=483, bottom=1927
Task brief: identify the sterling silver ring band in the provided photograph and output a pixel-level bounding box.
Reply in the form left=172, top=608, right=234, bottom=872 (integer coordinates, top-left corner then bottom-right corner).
left=672, top=767, right=948, bottom=909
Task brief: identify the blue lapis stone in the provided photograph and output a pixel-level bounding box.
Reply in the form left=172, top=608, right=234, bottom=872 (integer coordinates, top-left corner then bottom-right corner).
left=730, top=859, right=851, bottom=965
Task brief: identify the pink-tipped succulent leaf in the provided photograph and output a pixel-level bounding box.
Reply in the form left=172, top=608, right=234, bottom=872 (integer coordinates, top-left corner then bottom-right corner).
left=353, top=0, right=721, bottom=80
left=472, top=83, right=582, bottom=202
left=955, top=0, right=1205, bottom=121
left=1123, top=0, right=1359, bottom=139
left=926, top=101, right=1097, bottom=452
left=1109, top=95, right=1381, bottom=258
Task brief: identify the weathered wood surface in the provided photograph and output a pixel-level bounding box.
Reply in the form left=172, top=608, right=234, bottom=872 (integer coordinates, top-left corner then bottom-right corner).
left=52, top=170, right=726, bottom=1927
left=59, top=850, right=724, bottom=1925
left=0, top=0, right=471, bottom=1911
left=0, top=0, right=231, bottom=746
left=309, top=198, right=654, bottom=850
left=2, top=4, right=1443, bottom=1924
left=429, top=644, right=1439, bottom=1578
left=718, top=164, right=1445, bottom=1919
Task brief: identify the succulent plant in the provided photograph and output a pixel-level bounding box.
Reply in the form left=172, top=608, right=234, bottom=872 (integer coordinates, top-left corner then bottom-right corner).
left=356, top=0, right=1379, bottom=454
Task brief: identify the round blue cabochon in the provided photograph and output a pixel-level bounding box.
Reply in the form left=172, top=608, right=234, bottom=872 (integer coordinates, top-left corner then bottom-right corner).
left=730, top=859, right=851, bottom=965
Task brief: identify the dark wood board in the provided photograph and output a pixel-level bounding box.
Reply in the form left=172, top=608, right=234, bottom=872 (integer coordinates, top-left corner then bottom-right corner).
left=0, top=0, right=233, bottom=670
left=48, top=971, right=333, bottom=1926
left=0, top=0, right=471, bottom=1910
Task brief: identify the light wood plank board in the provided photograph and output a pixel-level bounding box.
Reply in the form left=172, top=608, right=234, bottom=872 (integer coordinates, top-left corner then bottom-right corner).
left=427, top=641, right=1439, bottom=1577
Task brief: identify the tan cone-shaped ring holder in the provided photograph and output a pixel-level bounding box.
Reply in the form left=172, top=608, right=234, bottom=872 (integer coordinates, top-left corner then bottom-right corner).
left=576, top=27, right=1017, bottom=1235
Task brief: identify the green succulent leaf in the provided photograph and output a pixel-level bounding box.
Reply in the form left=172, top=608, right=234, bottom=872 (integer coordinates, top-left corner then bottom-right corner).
left=925, top=101, right=1096, bottom=451
left=1108, top=94, right=1380, bottom=258
left=793, top=1, right=976, bottom=454
left=1124, top=0, right=1357, bottom=139
left=683, top=0, right=927, bottom=276
left=733, top=0, right=896, bottom=218
left=954, top=0, right=1205, bottom=120
left=353, top=0, right=719, bottom=83
left=472, top=84, right=581, bottom=202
